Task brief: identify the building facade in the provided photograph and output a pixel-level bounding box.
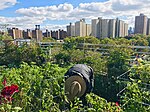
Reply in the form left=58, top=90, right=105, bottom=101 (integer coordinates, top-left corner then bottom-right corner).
left=101, top=19, right=109, bottom=38
left=135, top=13, right=148, bottom=35
left=91, top=18, right=128, bottom=38
left=75, top=19, right=86, bottom=37
left=147, top=18, right=150, bottom=35
left=8, top=28, right=23, bottom=39
left=91, top=19, right=99, bottom=37
left=86, top=24, right=91, bottom=36
left=109, top=19, right=116, bottom=38
left=124, top=23, right=129, bottom=36
left=43, top=29, right=51, bottom=37
left=32, top=25, right=43, bottom=41
left=23, top=29, right=32, bottom=39
left=67, top=23, right=75, bottom=37
left=118, top=20, right=125, bottom=37
left=59, top=29, right=67, bottom=40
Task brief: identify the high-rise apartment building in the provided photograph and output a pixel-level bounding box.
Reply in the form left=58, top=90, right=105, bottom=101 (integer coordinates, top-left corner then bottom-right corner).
left=101, top=19, right=109, bottom=38
left=91, top=19, right=99, bottom=37
left=109, top=19, right=116, bottom=38
left=67, top=23, right=75, bottom=37
left=124, top=23, right=129, bottom=36
left=115, top=19, right=125, bottom=37
left=91, top=17, right=103, bottom=38
left=23, top=29, right=32, bottom=39
left=32, top=25, right=43, bottom=41
left=51, top=31, right=59, bottom=39
left=8, top=28, right=23, bottom=39
left=75, top=19, right=86, bottom=37
left=135, top=13, right=148, bottom=35
left=51, top=29, right=67, bottom=40
left=43, top=29, right=51, bottom=37
left=86, top=24, right=91, bottom=36
left=147, top=18, right=150, bottom=35
left=91, top=17, right=128, bottom=38
left=59, top=29, right=67, bottom=40
left=118, top=20, right=125, bottom=37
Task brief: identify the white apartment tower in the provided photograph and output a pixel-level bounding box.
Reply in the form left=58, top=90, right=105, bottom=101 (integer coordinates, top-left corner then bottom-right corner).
left=124, top=23, right=129, bottom=36
left=119, top=20, right=125, bottom=37
left=101, top=19, right=109, bottom=38
left=115, top=19, right=127, bottom=37
left=91, top=19, right=99, bottom=37
left=86, top=24, right=91, bottom=36
left=92, top=17, right=128, bottom=38
left=67, top=23, right=75, bottom=37
left=109, top=19, right=116, bottom=38
left=75, top=19, right=86, bottom=37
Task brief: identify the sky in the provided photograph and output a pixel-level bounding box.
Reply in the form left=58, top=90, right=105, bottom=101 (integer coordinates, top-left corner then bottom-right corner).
left=0, top=0, right=150, bottom=31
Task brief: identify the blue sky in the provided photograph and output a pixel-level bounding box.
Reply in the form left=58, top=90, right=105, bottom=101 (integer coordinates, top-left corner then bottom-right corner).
left=0, top=0, right=149, bottom=30
left=0, top=0, right=106, bottom=18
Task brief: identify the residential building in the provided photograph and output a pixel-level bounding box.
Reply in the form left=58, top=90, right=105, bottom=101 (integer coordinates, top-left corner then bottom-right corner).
left=91, top=19, right=99, bottom=37
left=43, top=29, right=51, bottom=37
left=86, top=24, right=91, bottom=36
left=108, top=19, right=116, bottom=38
left=75, top=19, right=86, bottom=37
left=8, top=28, right=23, bottom=39
left=115, top=19, right=126, bottom=37
left=119, top=20, right=125, bottom=37
left=32, top=25, right=43, bottom=41
left=124, top=23, right=128, bottom=36
left=91, top=17, right=128, bottom=38
left=23, top=29, right=32, bottom=39
left=135, top=13, right=147, bottom=35
left=67, top=23, right=75, bottom=37
left=51, top=31, right=59, bottom=39
left=101, top=19, right=109, bottom=38
left=147, top=18, right=150, bottom=35
left=59, top=29, right=67, bottom=39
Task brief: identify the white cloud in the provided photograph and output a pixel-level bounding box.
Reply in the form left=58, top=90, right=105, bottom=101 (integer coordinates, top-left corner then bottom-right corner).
left=0, top=0, right=17, bottom=10
left=0, top=16, right=46, bottom=30
left=43, top=24, right=67, bottom=31
left=16, top=3, right=73, bottom=20
left=1, top=1, right=150, bottom=30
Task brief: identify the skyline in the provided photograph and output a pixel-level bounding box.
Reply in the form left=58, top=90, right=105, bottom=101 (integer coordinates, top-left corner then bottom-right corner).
left=0, top=0, right=150, bottom=30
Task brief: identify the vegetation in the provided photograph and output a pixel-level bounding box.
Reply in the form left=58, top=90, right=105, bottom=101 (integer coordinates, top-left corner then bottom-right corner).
left=0, top=34, right=149, bottom=111
left=41, top=37, right=56, bottom=42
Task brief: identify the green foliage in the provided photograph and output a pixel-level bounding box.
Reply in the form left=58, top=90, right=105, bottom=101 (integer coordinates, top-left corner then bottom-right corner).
left=107, top=48, right=131, bottom=77
left=0, top=62, right=121, bottom=111
left=79, top=51, right=107, bottom=74
left=121, top=62, right=150, bottom=111
left=64, top=36, right=100, bottom=44
left=70, top=93, right=122, bottom=112
left=146, top=36, right=150, bottom=46
left=41, top=37, right=56, bottom=42
left=0, top=62, right=68, bottom=111
left=63, top=36, right=100, bottom=51
left=0, top=34, right=13, bottom=41
left=54, top=49, right=106, bottom=74
left=55, top=51, right=71, bottom=66
left=0, top=43, right=45, bottom=67
left=0, top=35, right=150, bottom=111
left=94, top=48, right=131, bottom=101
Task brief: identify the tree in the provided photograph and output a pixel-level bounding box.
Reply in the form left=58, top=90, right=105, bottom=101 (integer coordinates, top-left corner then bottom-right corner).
left=105, top=48, right=131, bottom=101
